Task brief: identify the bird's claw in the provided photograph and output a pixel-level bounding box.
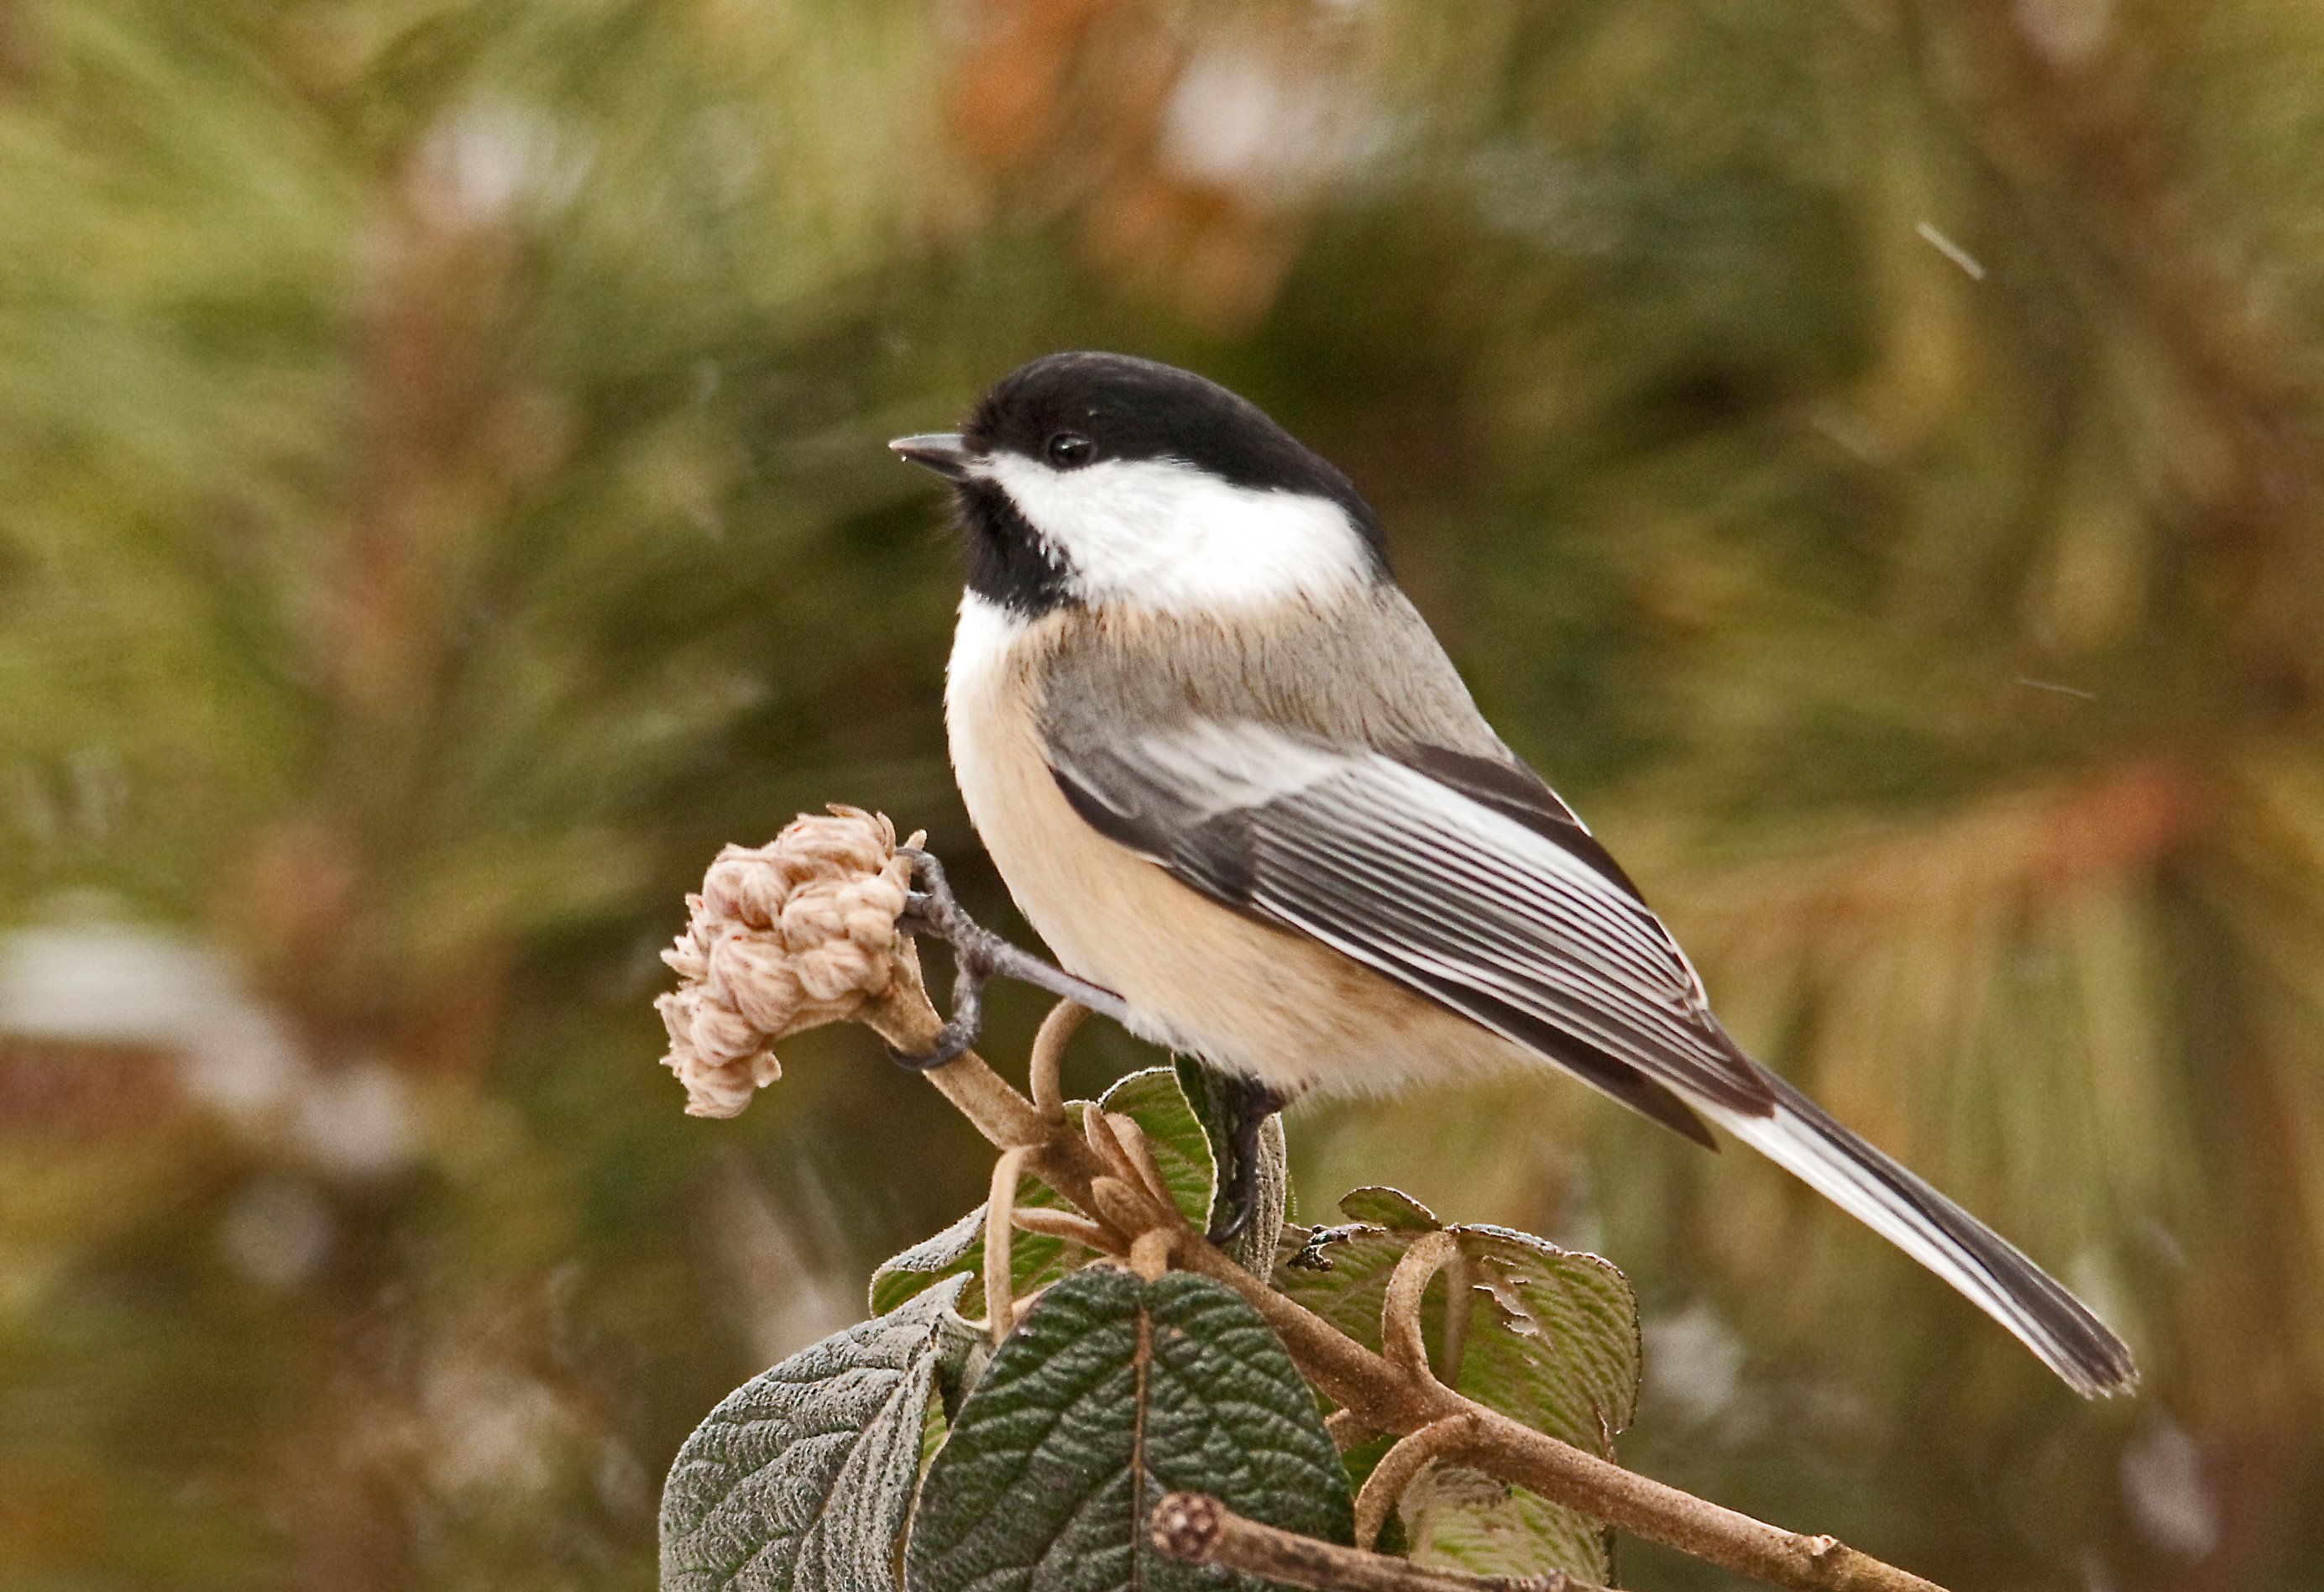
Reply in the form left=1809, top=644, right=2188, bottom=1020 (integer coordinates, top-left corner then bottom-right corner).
left=887, top=849, right=990, bottom=1070
left=886, top=846, right=1133, bottom=1068
left=1205, top=1075, right=1285, bottom=1244
left=884, top=1023, right=978, bottom=1072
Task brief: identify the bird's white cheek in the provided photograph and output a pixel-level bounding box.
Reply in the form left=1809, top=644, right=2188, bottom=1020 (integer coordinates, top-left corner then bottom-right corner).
left=981, top=453, right=1369, bottom=613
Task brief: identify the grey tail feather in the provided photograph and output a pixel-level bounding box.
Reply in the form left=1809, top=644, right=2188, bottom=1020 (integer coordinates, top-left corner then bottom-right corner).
left=1703, top=1073, right=2139, bottom=1397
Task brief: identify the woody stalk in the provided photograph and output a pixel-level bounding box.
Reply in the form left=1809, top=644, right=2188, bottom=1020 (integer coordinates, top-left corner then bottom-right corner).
left=656, top=806, right=1951, bottom=1592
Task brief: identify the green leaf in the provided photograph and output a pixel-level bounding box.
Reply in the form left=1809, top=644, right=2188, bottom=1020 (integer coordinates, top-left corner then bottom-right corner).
left=1094, top=1066, right=1217, bottom=1226
left=1400, top=1465, right=1607, bottom=1582
left=1174, top=1057, right=1291, bottom=1280
left=1334, top=1186, right=1439, bottom=1231
left=662, top=1275, right=979, bottom=1592
left=903, top=1267, right=1353, bottom=1592
left=1275, top=1190, right=1641, bottom=1582
left=866, top=1068, right=1215, bottom=1317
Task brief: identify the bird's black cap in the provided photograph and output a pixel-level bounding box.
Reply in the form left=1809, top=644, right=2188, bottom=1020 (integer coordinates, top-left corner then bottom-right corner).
left=966, top=352, right=1381, bottom=542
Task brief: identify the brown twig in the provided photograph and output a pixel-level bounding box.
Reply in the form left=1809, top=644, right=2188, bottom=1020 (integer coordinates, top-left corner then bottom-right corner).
left=1029, top=998, right=1086, bottom=1123
left=854, top=947, right=1055, bottom=1155
left=862, top=917, right=1950, bottom=1592
left=1149, top=1490, right=1604, bottom=1592
left=1180, top=1236, right=1938, bottom=1592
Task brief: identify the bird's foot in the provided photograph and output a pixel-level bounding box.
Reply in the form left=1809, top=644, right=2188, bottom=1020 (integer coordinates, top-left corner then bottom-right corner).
left=884, top=846, right=1134, bottom=1071
left=1206, top=1074, right=1286, bottom=1244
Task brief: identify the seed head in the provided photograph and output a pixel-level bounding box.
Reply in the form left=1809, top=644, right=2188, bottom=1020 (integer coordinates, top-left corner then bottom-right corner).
left=655, top=807, right=920, bottom=1117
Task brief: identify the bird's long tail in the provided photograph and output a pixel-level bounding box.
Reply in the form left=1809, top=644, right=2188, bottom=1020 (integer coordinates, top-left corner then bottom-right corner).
left=1701, top=1073, right=2139, bottom=1396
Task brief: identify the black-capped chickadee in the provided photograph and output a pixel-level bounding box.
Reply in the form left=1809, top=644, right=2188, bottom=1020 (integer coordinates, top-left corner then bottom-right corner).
left=891, top=351, right=2138, bottom=1397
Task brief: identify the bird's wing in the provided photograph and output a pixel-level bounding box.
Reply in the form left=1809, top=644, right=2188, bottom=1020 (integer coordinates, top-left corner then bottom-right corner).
left=1044, top=716, right=1777, bottom=1120
left=1043, top=716, right=2140, bottom=1396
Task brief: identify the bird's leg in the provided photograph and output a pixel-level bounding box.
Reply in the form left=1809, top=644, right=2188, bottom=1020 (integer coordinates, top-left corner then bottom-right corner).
left=1206, top=1072, right=1286, bottom=1244
left=885, top=846, right=1135, bottom=1071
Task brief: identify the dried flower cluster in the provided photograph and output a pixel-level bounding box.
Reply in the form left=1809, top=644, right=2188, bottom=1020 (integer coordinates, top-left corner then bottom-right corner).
left=656, top=807, right=920, bottom=1117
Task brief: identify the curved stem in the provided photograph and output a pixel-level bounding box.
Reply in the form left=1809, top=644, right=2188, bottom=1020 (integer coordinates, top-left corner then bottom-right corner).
left=983, top=1147, right=1030, bottom=1346
left=1382, top=1230, right=1462, bottom=1383
left=1354, top=1414, right=1481, bottom=1551
left=1029, top=999, right=1086, bottom=1123
left=1178, top=1237, right=1942, bottom=1592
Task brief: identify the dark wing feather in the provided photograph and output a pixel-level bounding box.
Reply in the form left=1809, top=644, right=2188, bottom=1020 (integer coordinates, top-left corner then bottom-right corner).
left=1047, top=720, right=1774, bottom=1129
left=1387, top=741, right=1648, bottom=904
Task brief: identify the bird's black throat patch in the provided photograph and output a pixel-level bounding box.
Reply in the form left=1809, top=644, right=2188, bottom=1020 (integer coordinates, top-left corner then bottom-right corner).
left=954, top=479, right=1074, bottom=618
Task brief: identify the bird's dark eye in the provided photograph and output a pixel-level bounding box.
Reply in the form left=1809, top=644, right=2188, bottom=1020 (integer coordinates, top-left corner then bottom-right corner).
left=1044, top=431, right=1096, bottom=469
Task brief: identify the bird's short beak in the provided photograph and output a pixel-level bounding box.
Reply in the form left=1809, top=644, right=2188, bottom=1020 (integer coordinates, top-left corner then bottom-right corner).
left=888, top=432, right=978, bottom=482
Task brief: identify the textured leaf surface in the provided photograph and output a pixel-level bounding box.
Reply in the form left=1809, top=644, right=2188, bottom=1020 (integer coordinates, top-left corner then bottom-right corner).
left=903, top=1267, right=1352, bottom=1592
left=1276, top=1189, right=1640, bottom=1581
left=662, top=1277, right=975, bottom=1592
left=867, top=1069, right=1213, bottom=1316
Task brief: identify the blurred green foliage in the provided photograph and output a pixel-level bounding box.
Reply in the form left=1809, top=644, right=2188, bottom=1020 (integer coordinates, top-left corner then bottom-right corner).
left=2, top=1, right=2321, bottom=1588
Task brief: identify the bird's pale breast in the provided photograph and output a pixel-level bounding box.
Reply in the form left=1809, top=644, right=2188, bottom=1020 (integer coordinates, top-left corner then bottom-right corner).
left=943, top=600, right=1523, bottom=1097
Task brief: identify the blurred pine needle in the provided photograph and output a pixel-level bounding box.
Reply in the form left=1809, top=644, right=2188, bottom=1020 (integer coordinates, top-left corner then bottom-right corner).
left=3, top=1, right=2323, bottom=1588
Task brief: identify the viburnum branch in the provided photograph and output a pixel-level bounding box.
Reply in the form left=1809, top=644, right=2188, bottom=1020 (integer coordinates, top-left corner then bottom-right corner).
left=887, top=1005, right=1940, bottom=1587
left=905, top=961, right=1944, bottom=1589
left=667, top=822, right=1950, bottom=1592
left=1174, top=1233, right=1942, bottom=1592
left=880, top=881, right=1943, bottom=1591
left=1149, top=1491, right=1604, bottom=1592
left=893, top=846, right=1134, bottom=1062
left=1355, top=1412, right=1483, bottom=1551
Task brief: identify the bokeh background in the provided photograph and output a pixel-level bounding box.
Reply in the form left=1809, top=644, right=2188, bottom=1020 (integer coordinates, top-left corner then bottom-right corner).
left=4, top=1, right=2323, bottom=1587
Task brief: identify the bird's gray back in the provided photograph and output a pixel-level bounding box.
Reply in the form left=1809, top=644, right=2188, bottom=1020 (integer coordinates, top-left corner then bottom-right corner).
left=1034, top=584, right=1503, bottom=757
